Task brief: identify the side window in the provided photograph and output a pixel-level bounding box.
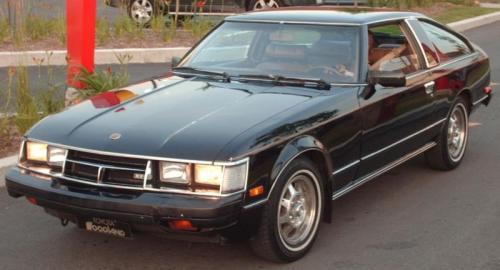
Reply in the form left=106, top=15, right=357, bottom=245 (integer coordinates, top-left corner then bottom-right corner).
left=419, top=21, right=471, bottom=62
left=368, top=22, right=421, bottom=75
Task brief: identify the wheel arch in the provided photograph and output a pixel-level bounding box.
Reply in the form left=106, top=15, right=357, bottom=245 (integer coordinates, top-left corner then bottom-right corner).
left=268, top=135, right=333, bottom=223
left=457, top=88, right=473, bottom=114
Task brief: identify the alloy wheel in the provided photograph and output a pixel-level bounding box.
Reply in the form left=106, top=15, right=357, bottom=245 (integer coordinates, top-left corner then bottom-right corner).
left=447, top=103, right=468, bottom=162
left=130, top=0, right=154, bottom=25
left=253, top=0, right=280, bottom=10
left=277, top=170, right=321, bottom=252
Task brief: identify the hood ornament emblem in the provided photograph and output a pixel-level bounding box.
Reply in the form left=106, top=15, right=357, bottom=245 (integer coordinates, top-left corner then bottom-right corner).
left=109, top=133, right=122, bottom=140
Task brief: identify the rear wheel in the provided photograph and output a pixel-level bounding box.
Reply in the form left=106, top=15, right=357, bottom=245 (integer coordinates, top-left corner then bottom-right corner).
left=248, top=0, right=282, bottom=11
left=128, top=0, right=161, bottom=26
left=425, top=97, right=469, bottom=170
left=250, top=158, right=323, bottom=262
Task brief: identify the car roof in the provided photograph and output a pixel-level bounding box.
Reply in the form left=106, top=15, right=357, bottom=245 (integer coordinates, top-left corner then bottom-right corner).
left=226, top=6, right=427, bottom=25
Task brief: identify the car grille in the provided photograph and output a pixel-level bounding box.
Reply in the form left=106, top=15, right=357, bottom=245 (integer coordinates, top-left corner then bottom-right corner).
left=63, top=150, right=150, bottom=187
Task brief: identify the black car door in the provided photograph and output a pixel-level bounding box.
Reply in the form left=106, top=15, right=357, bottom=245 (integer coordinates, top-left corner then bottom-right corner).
left=357, top=20, right=441, bottom=177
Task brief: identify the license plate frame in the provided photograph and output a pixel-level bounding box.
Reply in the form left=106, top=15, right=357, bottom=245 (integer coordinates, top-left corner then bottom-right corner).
left=81, top=217, right=132, bottom=238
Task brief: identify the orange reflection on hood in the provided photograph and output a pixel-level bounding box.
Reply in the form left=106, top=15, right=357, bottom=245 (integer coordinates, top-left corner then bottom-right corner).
left=90, top=90, right=137, bottom=109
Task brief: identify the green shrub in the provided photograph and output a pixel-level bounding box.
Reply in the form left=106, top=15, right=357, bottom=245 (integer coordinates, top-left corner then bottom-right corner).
left=151, top=15, right=177, bottom=42
left=183, top=16, right=217, bottom=38
left=113, top=14, right=144, bottom=41
left=74, top=66, right=130, bottom=100
left=14, top=66, right=40, bottom=134
left=0, top=17, right=9, bottom=42
left=96, top=17, right=111, bottom=45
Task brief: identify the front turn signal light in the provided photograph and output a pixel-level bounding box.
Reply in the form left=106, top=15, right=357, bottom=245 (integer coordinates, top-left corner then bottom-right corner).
left=249, top=185, right=264, bottom=197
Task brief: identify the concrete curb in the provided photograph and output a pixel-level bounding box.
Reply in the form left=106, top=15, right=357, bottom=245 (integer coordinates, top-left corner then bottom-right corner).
left=0, top=155, right=17, bottom=168
left=0, top=11, right=499, bottom=67
left=0, top=155, right=17, bottom=187
left=0, top=47, right=191, bottom=68
left=448, top=11, right=500, bottom=32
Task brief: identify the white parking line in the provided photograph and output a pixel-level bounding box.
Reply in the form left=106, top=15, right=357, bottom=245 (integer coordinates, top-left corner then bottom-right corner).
left=469, top=122, right=482, bottom=127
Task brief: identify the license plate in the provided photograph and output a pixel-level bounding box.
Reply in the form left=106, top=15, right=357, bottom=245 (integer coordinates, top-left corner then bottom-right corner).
left=82, top=217, right=132, bottom=238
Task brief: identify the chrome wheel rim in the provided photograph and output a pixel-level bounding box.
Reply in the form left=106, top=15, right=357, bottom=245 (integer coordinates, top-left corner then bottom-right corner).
left=131, top=0, right=153, bottom=24
left=253, top=0, right=280, bottom=10
left=447, top=103, right=468, bottom=162
left=277, top=170, right=321, bottom=252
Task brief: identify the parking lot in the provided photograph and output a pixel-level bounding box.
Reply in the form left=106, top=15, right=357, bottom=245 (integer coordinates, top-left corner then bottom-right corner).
left=0, top=19, right=499, bottom=270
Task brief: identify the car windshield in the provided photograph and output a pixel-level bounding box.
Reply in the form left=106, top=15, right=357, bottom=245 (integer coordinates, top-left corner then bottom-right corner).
left=178, top=21, right=361, bottom=84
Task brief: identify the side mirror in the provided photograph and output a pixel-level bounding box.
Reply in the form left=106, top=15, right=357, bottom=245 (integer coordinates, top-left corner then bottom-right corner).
left=171, top=56, right=181, bottom=68
left=369, top=70, right=406, bottom=88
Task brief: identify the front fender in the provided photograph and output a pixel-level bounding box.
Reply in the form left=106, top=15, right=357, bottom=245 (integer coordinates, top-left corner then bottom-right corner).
left=269, top=135, right=333, bottom=223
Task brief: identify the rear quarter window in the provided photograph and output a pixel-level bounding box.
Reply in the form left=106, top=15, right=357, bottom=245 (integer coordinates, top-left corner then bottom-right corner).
left=419, top=21, right=471, bottom=62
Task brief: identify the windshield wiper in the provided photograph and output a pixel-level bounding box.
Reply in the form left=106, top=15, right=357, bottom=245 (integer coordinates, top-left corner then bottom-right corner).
left=172, top=66, right=230, bottom=82
left=234, top=74, right=331, bottom=90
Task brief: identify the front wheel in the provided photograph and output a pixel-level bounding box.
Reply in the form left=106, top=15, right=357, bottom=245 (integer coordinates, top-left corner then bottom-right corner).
left=250, top=158, right=324, bottom=262
left=425, top=96, right=469, bottom=170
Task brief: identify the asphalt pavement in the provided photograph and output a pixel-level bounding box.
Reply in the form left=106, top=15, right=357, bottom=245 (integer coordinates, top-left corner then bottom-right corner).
left=1, top=21, right=500, bottom=270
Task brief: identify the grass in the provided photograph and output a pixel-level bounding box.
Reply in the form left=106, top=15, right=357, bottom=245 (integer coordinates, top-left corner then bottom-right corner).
left=432, top=6, right=500, bottom=23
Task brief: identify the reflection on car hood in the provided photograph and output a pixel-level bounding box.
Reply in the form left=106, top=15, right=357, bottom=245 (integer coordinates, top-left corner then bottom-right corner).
left=27, top=77, right=311, bottom=161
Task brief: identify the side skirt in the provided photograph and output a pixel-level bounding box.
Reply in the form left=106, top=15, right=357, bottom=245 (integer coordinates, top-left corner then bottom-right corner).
left=331, top=142, right=437, bottom=201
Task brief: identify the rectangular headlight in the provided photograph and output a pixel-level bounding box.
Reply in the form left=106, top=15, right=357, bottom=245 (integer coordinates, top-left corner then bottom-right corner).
left=194, top=164, right=223, bottom=186
left=26, top=142, right=48, bottom=162
left=47, top=146, right=67, bottom=167
left=160, top=162, right=191, bottom=184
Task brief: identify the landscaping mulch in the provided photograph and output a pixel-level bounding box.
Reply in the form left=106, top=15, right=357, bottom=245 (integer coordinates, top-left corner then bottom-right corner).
left=0, top=124, right=21, bottom=159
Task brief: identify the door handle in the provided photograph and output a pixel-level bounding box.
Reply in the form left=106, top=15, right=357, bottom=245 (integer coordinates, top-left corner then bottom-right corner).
left=424, top=81, right=435, bottom=95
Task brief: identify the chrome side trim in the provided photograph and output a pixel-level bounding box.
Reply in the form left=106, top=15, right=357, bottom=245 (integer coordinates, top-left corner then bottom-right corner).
left=330, top=83, right=369, bottom=87
left=243, top=198, right=269, bottom=210
left=332, top=160, right=360, bottom=175
left=225, top=18, right=361, bottom=26
left=473, top=95, right=490, bottom=106
left=365, top=16, right=422, bottom=26
left=405, top=19, right=431, bottom=68
left=332, top=142, right=437, bottom=201
left=26, top=137, right=246, bottom=166
left=406, top=52, right=480, bottom=80
left=362, top=118, right=446, bottom=160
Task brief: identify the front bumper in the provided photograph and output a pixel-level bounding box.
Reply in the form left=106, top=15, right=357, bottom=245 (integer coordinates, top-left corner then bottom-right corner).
left=5, top=167, right=249, bottom=237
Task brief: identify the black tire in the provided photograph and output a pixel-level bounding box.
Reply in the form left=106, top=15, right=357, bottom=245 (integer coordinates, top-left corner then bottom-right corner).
left=127, top=0, right=162, bottom=26
left=247, top=0, right=283, bottom=11
left=425, top=96, right=469, bottom=170
left=250, top=158, right=324, bottom=262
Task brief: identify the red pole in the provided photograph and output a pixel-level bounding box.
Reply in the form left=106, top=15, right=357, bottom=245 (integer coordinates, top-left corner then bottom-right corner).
left=66, top=0, right=96, bottom=101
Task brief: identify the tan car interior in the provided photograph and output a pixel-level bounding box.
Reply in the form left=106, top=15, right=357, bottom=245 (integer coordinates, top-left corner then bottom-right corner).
left=368, top=25, right=420, bottom=74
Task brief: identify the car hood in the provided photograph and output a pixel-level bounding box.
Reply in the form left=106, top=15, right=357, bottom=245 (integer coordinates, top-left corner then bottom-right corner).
left=27, top=77, right=311, bottom=161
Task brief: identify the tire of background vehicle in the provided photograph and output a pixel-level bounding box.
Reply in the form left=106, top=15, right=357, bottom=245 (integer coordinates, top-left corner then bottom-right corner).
left=425, top=96, right=469, bottom=170
left=127, top=0, right=162, bottom=26
left=247, top=0, right=283, bottom=11
left=250, top=158, right=324, bottom=262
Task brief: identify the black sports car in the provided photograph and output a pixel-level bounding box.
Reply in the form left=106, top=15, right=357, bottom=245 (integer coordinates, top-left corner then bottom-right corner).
left=6, top=7, right=492, bottom=262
